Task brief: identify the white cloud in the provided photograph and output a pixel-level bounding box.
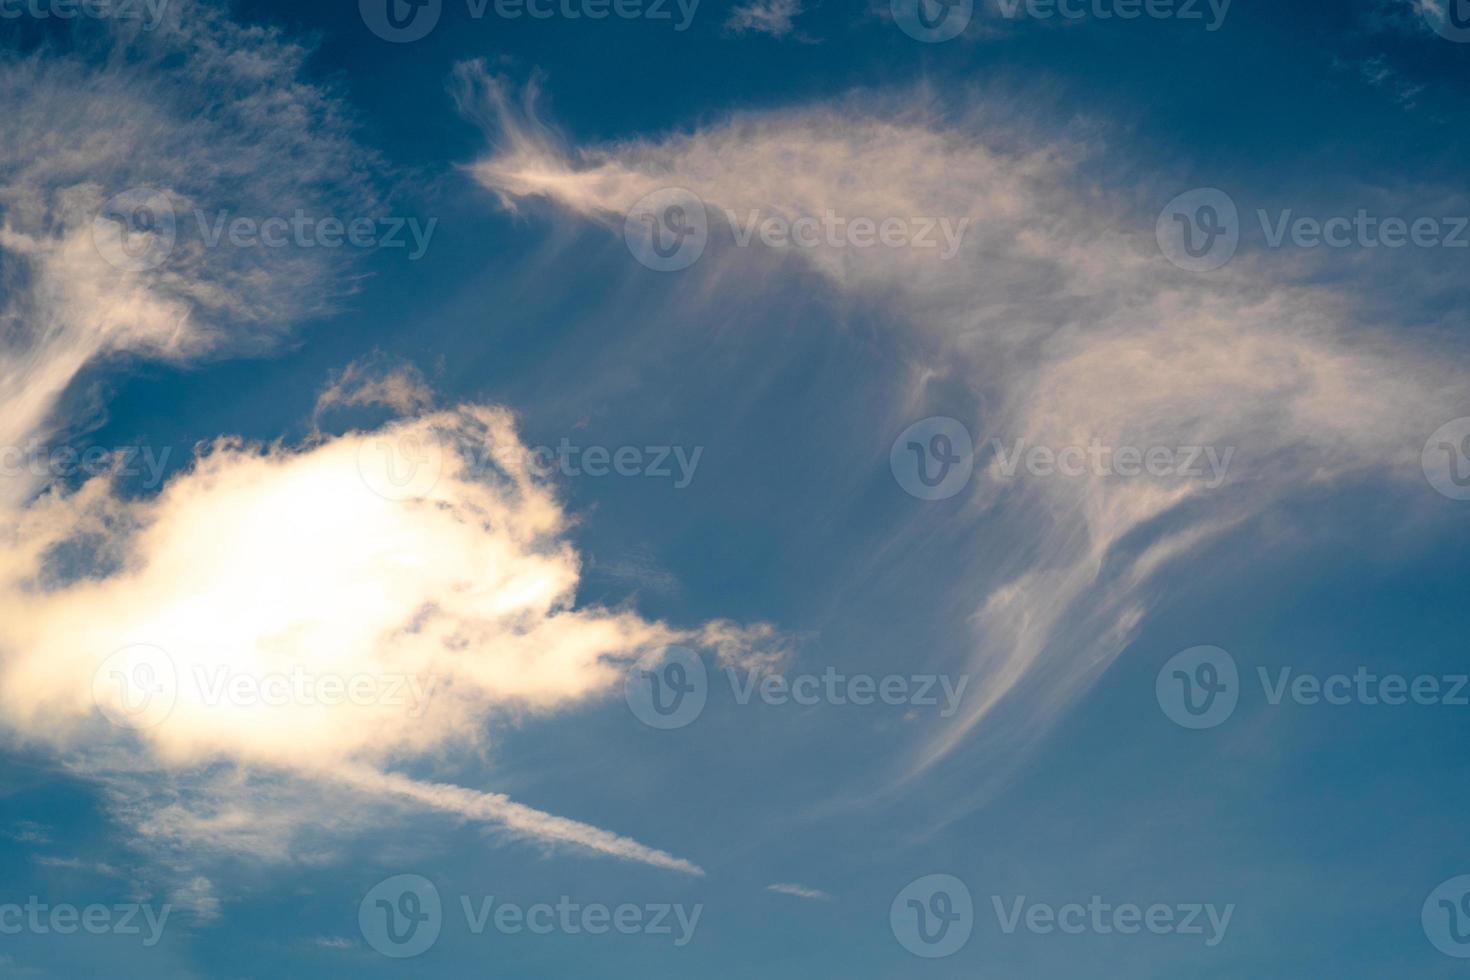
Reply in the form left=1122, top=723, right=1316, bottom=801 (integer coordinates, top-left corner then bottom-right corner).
left=0, top=405, right=773, bottom=876
left=767, top=882, right=832, bottom=900
left=460, top=69, right=1470, bottom=790
left=32, top=856, right=125, bottom=877
left=314, top=356, right=437, bottom=422
left=726, top=0, right=805, bottom=37
left=0, top=0, right=377, bottom=504
left=0, top=8, right=782, bottom=903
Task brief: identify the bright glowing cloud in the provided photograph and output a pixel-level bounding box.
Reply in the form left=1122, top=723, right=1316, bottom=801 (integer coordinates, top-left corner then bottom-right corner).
left=0, top=400, right=774, bottom=876
left=0, top=7, right=780, bottom=899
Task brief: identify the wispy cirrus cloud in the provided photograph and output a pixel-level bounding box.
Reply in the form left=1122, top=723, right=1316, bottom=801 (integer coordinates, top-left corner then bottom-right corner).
left=459, top=66, right=1470, bottom=804
left=0, top=2, right=379, bottom=505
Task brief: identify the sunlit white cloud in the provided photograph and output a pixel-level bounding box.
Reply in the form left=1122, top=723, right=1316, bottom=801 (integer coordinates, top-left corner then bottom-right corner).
left=0, top=401, right=779, bottom=879
left=0, top=5, right=783, bottom=908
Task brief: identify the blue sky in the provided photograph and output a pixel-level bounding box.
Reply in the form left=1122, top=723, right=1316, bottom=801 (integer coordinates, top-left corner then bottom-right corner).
left=1, top=0, right=1469, bottom=976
